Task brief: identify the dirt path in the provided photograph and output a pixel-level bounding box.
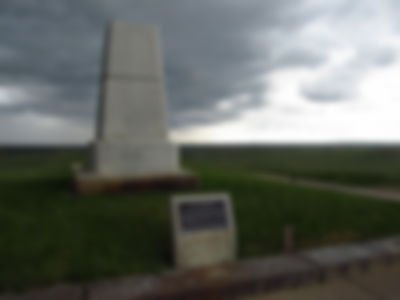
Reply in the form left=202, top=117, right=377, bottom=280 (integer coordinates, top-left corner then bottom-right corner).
left=256, top=173, right=400, bottom=203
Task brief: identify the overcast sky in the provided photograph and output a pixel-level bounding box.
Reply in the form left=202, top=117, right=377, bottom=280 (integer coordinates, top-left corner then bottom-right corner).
left=1, top=0, right=400, bottom=144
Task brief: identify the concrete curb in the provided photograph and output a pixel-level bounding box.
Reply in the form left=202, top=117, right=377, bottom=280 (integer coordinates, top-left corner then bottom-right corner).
left=2, top=236, right=400, bottom=300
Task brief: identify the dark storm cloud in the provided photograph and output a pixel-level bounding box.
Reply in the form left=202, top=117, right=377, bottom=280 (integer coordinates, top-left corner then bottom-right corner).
left=0, top=0, right=330, bottom=131
left=3, top=0, right=400, bottom=139
left=0, top=0, right=106, bottom=124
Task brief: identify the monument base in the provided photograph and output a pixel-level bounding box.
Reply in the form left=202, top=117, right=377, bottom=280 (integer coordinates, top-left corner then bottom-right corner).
left=73, top=169, right=199, bottom=195
left=92, top=141, right=181, bottom=177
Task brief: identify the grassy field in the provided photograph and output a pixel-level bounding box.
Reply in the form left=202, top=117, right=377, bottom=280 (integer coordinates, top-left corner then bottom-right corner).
left=184, top=145, right=400, bottom=188
left=1, top=146, right=400, bottom=291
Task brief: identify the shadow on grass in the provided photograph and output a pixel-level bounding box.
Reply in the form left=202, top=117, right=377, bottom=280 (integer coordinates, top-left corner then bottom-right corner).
left=1, top=177, right=71, bottom=193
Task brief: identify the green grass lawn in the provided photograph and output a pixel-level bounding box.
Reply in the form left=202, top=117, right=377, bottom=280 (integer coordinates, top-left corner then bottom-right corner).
left=1, top=147, right=400, bottom=291
left=184, top=145, right=400, bottom=188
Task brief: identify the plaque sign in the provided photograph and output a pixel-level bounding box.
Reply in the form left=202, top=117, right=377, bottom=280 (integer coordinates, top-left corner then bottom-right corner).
left=179, top=200, right=228, bottom=232
left=171, top=193, right=236, bottom=269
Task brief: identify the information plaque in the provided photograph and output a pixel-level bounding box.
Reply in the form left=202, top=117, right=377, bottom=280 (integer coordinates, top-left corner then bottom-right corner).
left=171, top=193, right=236, bottom=269
left=179, top=200, right=228, bottom=232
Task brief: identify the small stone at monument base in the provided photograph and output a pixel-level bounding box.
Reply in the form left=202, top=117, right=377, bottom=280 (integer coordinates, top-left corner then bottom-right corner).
left=73, top=170, right=198, bottom=195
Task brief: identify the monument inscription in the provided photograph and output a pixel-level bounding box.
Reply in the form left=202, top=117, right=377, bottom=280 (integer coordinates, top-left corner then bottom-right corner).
left=171, top=193, right=236, bottom=269
left=179, top=200, right=228, bottom=232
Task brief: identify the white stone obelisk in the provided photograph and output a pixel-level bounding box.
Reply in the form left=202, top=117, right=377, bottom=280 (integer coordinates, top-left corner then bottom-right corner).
left=75, top=22, right=196, bottom=193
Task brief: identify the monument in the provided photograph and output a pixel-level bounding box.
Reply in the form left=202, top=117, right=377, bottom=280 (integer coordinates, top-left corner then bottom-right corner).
left=74, top=22, right=197, bottom=194
left=171, top=193, right=236, bottom=269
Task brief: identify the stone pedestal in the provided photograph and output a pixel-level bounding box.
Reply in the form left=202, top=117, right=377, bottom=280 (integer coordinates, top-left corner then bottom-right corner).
left=74, top=22, right=197, bottom=194
left=93, top=141, right=180, bottom=177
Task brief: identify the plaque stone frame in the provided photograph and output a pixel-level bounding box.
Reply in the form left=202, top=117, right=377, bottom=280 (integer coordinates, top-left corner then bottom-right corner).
left=171, top=193, right=236, bottom=269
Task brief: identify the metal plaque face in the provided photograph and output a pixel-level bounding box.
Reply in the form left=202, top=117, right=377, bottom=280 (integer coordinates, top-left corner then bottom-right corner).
left=179, top=200, right=228, bottom=232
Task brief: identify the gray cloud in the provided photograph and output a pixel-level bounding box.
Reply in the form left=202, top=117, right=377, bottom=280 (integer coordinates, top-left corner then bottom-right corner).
left=0, top=0, right=327, bottom=134
left=360, top=47, right=397, bottom=67
left=302, top=81, right=355, bottom=102
left=0, top=0, right=398, bottom=143
left=270, top=47, right=326, bottom=69
left=299, top=0, right=399, bottom=102
left=302, top=46, right=397, bottom=102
